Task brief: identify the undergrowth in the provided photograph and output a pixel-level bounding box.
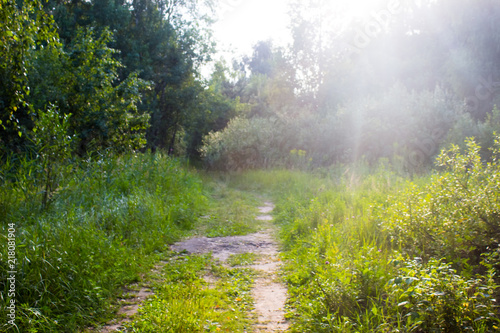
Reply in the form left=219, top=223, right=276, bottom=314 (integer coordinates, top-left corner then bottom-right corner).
left=229, top=137, right=500, bottom=332
left=0, top=152, right=207, bottom=332
left=3, top=136, right=500, bottom=332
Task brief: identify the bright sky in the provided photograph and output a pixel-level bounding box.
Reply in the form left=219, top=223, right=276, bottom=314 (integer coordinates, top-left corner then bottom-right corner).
left=207, top=0, right=400, bottom=74
left=211, top=0, right=291, bottom=60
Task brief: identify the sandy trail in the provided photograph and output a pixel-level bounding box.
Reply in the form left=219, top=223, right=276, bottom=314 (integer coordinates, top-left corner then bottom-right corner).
left=250, top=202, right=289, bottom=332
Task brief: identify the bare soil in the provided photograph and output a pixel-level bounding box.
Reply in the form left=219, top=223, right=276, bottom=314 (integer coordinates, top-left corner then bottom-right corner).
left=249, top=203, right=289, bottom=332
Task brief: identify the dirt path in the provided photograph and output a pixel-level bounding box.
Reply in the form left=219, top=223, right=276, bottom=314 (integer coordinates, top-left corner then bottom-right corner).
left=250, top=203, right=289, bottom=332
left=96, top=201, right=289, bottom=332
left=171, top=201, right=289, bottom=332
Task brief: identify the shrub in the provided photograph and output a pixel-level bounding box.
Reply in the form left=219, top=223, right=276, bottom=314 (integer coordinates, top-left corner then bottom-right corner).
left=385, top=258, right=499, bottom=332
left=200, top=117, right=291, bottom=170
left=381, top=137, right=500, bottom=268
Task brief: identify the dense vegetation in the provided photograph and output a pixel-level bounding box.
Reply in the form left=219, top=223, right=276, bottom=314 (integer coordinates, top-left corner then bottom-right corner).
left=2, top=0, right=500, bottom=331
left=0, top=153, right=209, bottom=331
left=234, top=139, right=500, bottom=331
left=202, top=0, right=500, bottom=172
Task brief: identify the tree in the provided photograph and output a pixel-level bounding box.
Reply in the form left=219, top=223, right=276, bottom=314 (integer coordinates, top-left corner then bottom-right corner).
left=28, top=28, right=150, bottom=153
left=0, top=0, right=60, bottom=150
left=43, top=0, right=218, bottom=154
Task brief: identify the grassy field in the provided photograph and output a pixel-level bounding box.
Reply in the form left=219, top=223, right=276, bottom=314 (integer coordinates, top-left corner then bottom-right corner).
left=2, top=138, right=500, bottom=332
left=0, top=152, right=267, bottom=332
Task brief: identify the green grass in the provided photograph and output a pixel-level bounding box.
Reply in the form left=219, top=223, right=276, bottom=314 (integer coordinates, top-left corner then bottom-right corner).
left=124, top=253, right=255, bottom=332
left=0, top=152, right=208, bottom=332
left=0, top=154, right=270, bottom=332
left=3, top=138, right=500, bottom=332
left=223, top=143, right=500, bottom=332
left=191, top=173, right=263, bottom=238
left=227, top=253, right=257, bottom=267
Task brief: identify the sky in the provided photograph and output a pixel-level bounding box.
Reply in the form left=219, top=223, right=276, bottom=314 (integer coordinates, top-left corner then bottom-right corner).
left=205, top=0, right=398, bottom=76
left=211, top=0, right=291, bottom=62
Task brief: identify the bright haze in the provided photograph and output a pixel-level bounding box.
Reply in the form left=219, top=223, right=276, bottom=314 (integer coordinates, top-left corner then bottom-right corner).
left=210, top=0, right=395, bottom=61
left=212, top=0, right=291, bottom=59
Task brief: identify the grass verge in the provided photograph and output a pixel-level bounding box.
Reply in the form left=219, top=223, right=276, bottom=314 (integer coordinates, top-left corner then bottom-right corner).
left=0, top=152, right=207, bottom=332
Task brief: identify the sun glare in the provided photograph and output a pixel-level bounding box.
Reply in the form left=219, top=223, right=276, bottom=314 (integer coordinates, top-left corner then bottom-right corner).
left=332, top=0, right=403, bottom=26
left=213, top=0, right=290, bottom=57
left=211, top=0, right=405, bottom=68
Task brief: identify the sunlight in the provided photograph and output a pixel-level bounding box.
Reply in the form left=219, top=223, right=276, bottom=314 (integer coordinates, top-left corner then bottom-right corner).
left=340, top=0, right=397, bottom=18
left=211, top=0, right=403, bottom=66
left=213, top=0, right=290, bottom=57
left=328, top=0, right=404, bottom=29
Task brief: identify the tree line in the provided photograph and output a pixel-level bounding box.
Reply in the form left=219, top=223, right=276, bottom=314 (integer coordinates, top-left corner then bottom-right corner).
left=1, top=0, right=240, bottom=159
left=2, top=0, right=500, bottom=172
left=202, top=0, right=500, bottom=172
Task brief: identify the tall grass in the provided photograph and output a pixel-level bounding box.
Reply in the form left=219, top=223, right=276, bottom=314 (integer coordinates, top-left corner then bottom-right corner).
left=230, top=144, right=500, bottom=332
left=0, top=152, right=207, bottom=332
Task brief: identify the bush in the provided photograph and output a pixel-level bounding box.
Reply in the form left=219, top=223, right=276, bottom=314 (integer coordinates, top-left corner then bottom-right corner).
left=200, top=117, right=291, bottom=170
left=381, top=137, right=500, bottom=268
left=385, top=258, right=499, bottom=332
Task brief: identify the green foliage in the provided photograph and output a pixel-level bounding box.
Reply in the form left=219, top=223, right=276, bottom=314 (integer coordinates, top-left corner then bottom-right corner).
left=0, top=0, right=60, bottom=147
left=199, top=0, right=500, bottom=172
left=385, top=259, right=498, bottom=332
left=29, top=27, right=151, bottom=153
left=0, top=153, right=207, bottom=332
left=200, top=117, right=291, bottom=170
left=200, top=86, right=464, bottom=172
left=30, top=105, right=74, bottom=208
left=182, top=65, right=246, bottom=159
left=382, top=137, right=500, bottom=267
left=232, top=144, right=500, bottom=332
left=444, top=105, right=500, bottom=160
left=1, top=0, right=230, bottom=156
